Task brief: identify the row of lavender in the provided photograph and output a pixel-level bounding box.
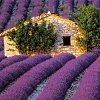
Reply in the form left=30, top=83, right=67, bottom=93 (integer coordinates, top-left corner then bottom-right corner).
left=0, top=54, right=51, bottom=93
left=0, top=55, right=28, bottom=71
left=0, top=37, right=5, bottom=62
left=0, top=0, right=100, bottom=32
left=37, top=52, right=97, bottom=100
left=72, top=56, right=100, bottom=100
left=0, top=51, right=99, bottom=100
left=0, top=53, right=75, bottom=100
left=0, top=50, right=6, bottom=62
left=31, top=0, right=77, bottom=18
left=31, top=0, right=43, bottom=17
left=31, top=0, right=100, bottom=17
left=0, top=0, right=16, bottom=32
left=0, top=37, right=3, bottom=51
left=6, top=0, right=31, bottom=30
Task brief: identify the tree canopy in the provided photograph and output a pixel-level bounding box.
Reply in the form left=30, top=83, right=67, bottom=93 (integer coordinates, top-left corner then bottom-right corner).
left=73, top=5, right=100, bottom=51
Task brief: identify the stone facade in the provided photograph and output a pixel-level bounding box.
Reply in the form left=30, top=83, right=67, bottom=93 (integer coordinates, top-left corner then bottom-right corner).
left=1, top=13, right=86, bottom=57
left=4, top=36, right=20, bottom=57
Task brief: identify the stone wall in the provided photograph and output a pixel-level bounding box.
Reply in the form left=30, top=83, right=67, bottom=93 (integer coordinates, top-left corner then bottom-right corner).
left=40, top=14, right=86, bottom=57
left=4, top=36, right=20, bottom=57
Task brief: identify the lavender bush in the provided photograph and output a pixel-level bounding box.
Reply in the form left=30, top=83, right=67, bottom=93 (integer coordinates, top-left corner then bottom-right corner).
left=93, top=0, right=100, bottom=8
left=0, top=55, right=28, bottom=71
left=0, top=0, right=16, bottom=31
left=0, top=0, right=15, bottom=14
left=76, top=52, right=97, bottom=67
left=72, top=57, right=100, bottom=100
left=54, top=53, right=75, bottom=66
left=77, top=0, right=87, bottom=5
left=31, top=0, right=45, bottom=17
left=6, top=0, right=30, bottom=29
left=31, top=6, right=42, bottom=17
left=4, top=0, right=19, bottom=30
left=92, top=45, right=100, bottom=56
left=0, top=53, right=75, bottom=100
left=62, top=0, right=74, bottom=18
left=34, top=0, right=42, bottom=6
left=37, top=52, right=97, bottom=100
left=0, top=54, right=51, bottom=92
left=0, top=51, right=6, bottom=62
left=48, top=0, right=58, bottom=13
left=0, top=37, right=4, bottom=51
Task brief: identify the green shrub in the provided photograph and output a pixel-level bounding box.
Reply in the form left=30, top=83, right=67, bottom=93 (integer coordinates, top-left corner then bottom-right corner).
left=73, top=5, right=100, bottom=51
left=7, top=18, right=57, bottom=55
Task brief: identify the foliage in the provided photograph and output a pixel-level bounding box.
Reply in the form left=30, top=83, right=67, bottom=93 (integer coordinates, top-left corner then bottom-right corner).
left=73, top=5, right=100, bottom=51
left=7, top=18, right=56, bottom=55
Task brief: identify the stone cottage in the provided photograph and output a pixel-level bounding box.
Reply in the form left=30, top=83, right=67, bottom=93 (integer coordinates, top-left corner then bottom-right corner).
left=0, top=12, right=86, bottom=57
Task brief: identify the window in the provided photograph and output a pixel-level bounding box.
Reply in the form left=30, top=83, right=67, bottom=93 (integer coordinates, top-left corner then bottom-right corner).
left=63, top=36, right=71, bottom=46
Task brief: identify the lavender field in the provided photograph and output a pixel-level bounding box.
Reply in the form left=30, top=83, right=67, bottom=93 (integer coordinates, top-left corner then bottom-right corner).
left=0, top=0, right=100, bottom=32
left=0, top=0, right=100, bottom=100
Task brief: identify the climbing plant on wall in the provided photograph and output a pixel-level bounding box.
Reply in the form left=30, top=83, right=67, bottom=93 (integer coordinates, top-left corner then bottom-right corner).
left=7, top=18, right=56, bottom=55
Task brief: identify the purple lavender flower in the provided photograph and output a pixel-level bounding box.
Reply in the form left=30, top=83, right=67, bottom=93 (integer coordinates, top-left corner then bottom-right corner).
left=0, top=37, right=4, bottom=51
left=48, top=0, right=58, bottom=13
left=0, top=0, right=15, bottom=31
left=0, top=55, right=28, bottom=71
left=31, top=6, right=42, bottom=17
left=77, top=0, right=87, bottom=5
left=0, top=53, right=74, bottom=100
left=34, top=0, right=42, bottom=6
left=93, top=0, right=100, bottom=8
left=62, top=0, right=74, bottom=18
left=37, top=52, right=97, bottom=100
left=0, top=50, right=6, bottom=61
left=92, top=45, right=100, bottom=56
left=6, top=0, right=30, bottom=29
left=72, top=57, right=100, bottom=100
left=76, top=52, right=97, bottom=67
left=0, top=54, right=51, bottom=92
left=54, top=53, right=75, bottom=66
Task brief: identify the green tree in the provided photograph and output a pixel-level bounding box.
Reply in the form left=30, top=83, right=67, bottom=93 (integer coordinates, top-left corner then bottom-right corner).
left=7, top=18, right=56, bottom=55
left=73, top=5, right=100, bottom=51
